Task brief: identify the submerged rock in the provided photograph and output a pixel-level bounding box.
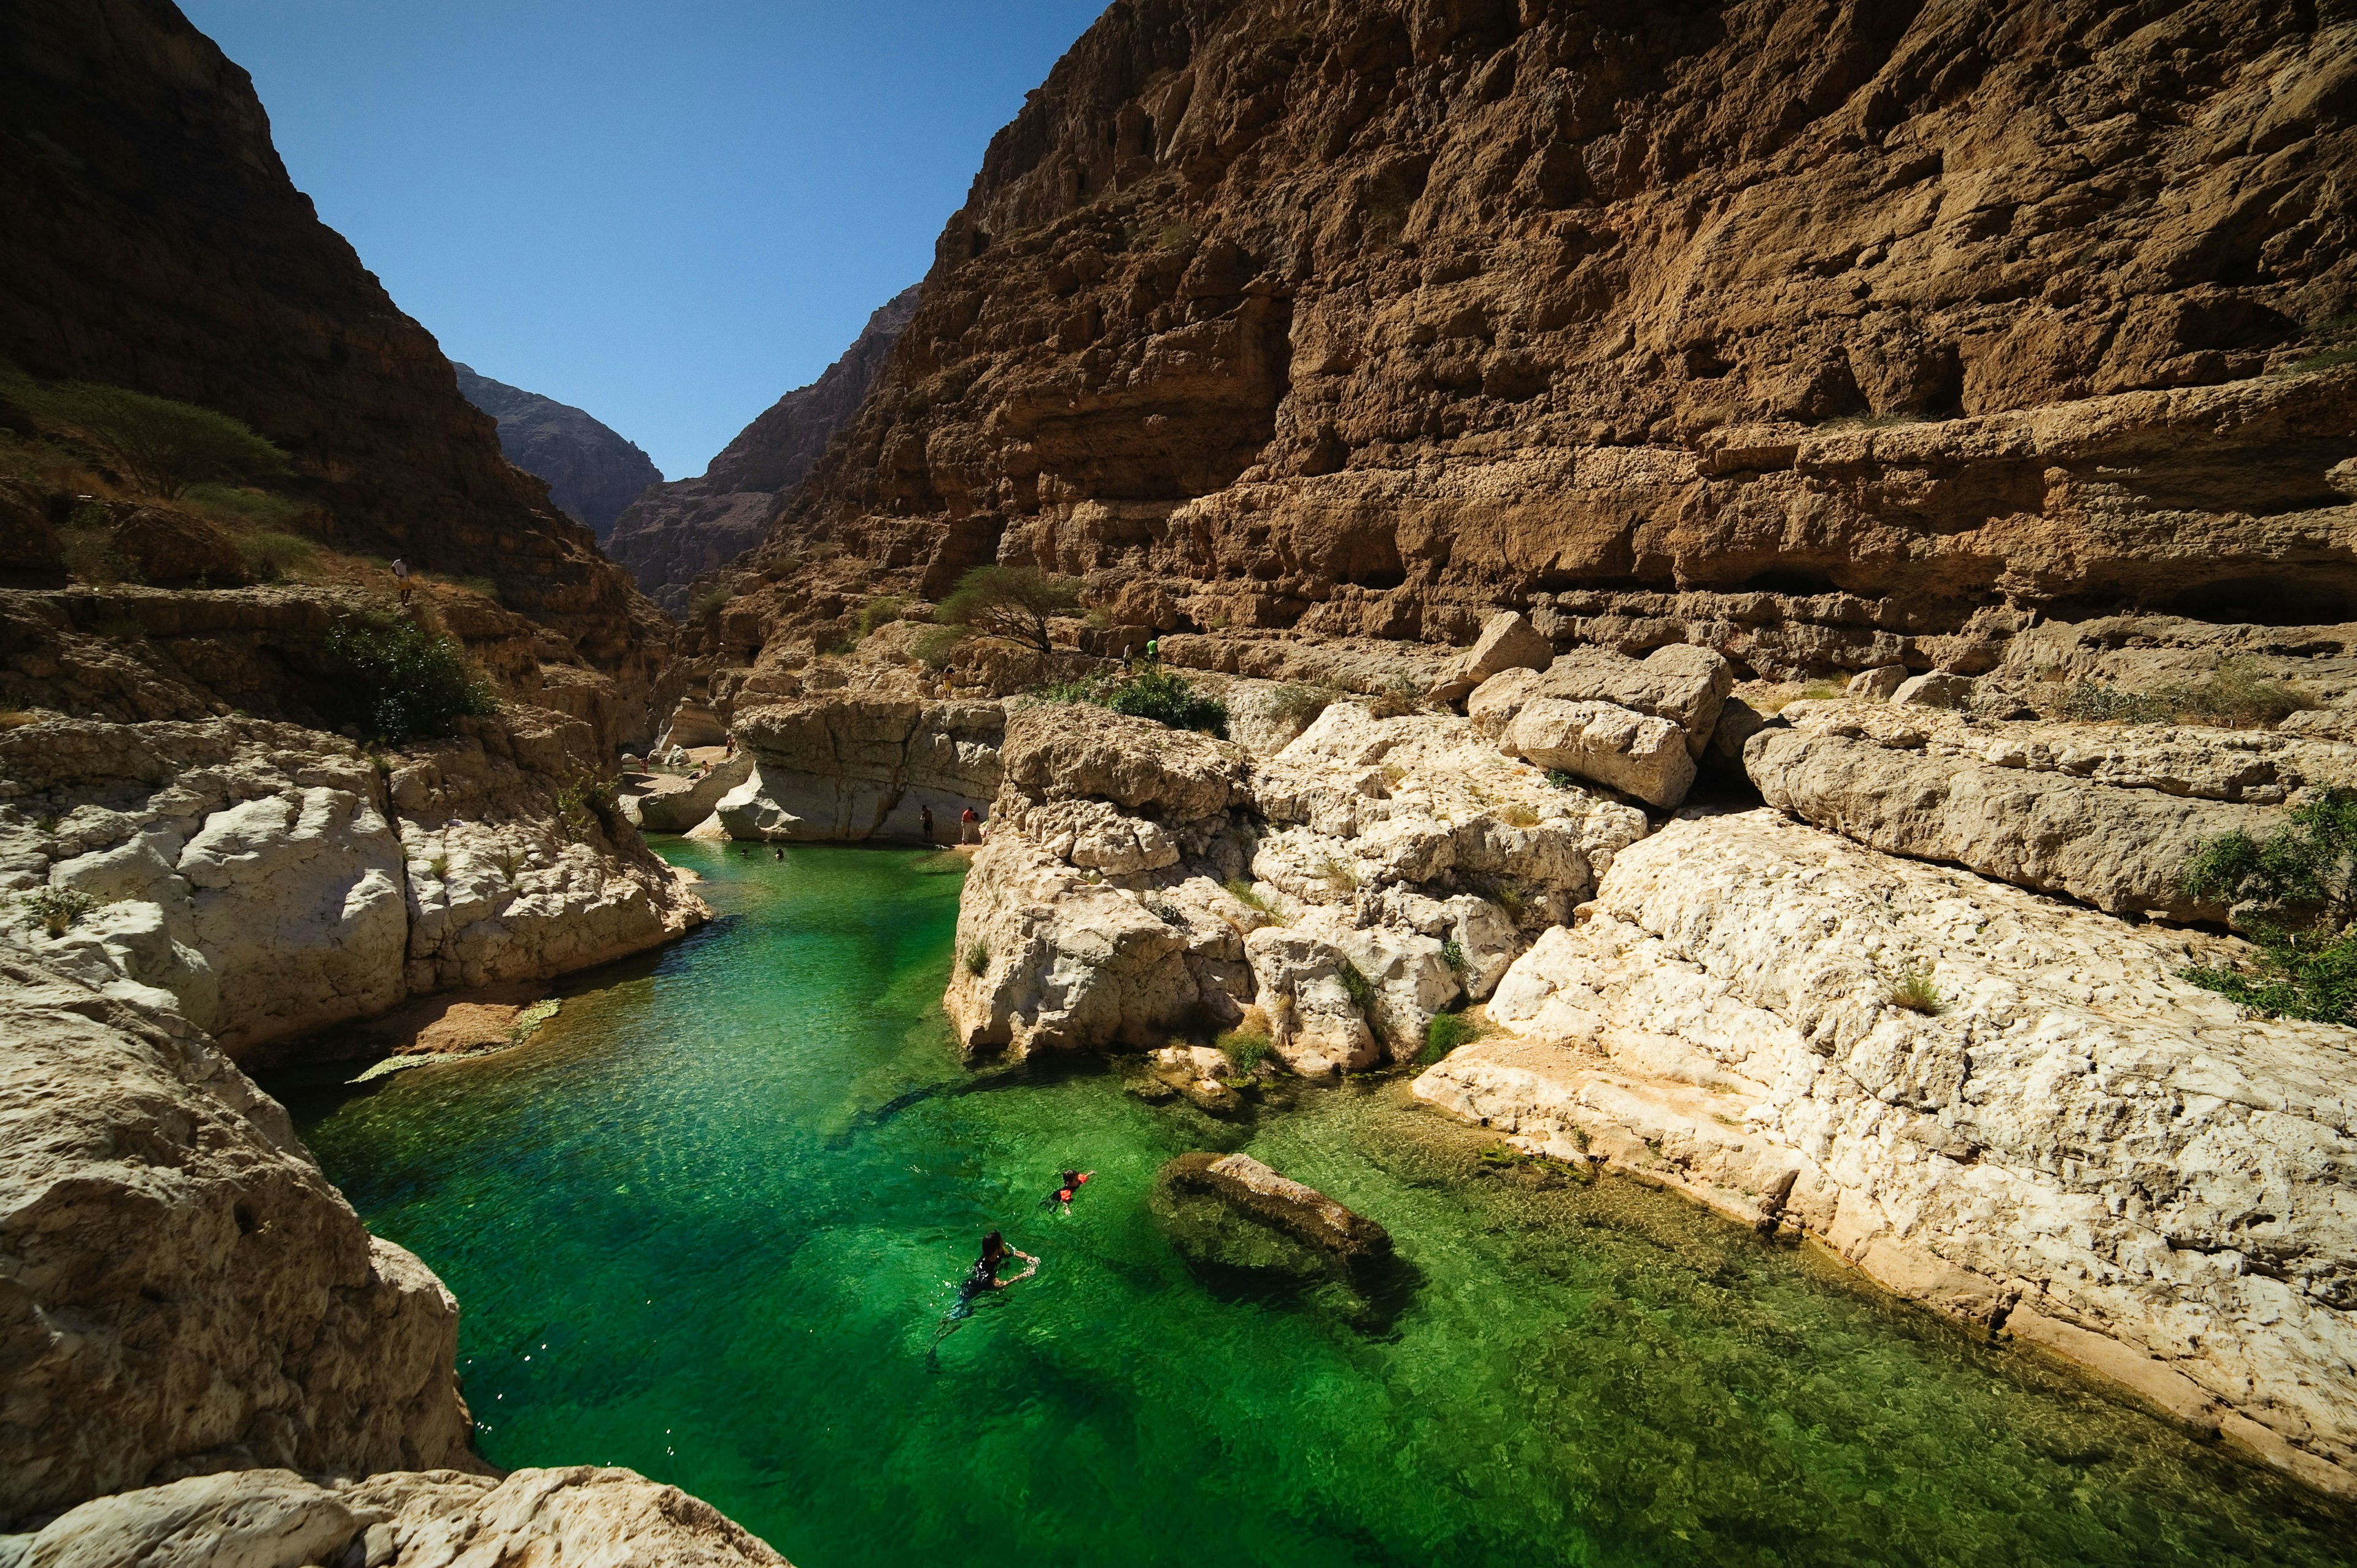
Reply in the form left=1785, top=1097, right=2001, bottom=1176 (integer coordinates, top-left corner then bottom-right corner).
left=1151, top=1151, right=1393, bottom=1291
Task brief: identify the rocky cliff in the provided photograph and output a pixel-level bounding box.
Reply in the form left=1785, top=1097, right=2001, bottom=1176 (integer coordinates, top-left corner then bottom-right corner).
left=606, top=285, right=919, bottom=616
left=453, top=366, right=662, bottom=541
left=0, top=0, right=667, bottom=691
left=705, top=0, right=2352, bottom=670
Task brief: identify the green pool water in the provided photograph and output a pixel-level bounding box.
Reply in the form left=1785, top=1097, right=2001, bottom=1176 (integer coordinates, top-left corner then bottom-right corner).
left=280, top=842, right=2356, bottom=1567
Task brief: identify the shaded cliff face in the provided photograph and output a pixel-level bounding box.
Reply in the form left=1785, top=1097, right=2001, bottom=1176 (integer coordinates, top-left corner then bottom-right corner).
left=0, top=0, right=667, bottom=689
left=453, top=365, right=662, bottom=540
left=745, top=0, right=2357, bottom=663
left=607, top=284, right=919, bottom=616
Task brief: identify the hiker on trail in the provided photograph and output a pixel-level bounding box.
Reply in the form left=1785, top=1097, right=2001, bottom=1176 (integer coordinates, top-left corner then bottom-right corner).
left=1144, top=636, right=1159, bottom=662
left=391, top=558, right=411, bottom=606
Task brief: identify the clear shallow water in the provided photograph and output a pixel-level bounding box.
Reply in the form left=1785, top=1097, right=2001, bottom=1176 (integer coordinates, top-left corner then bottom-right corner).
left=279, top=842, right=2357, bottom=1568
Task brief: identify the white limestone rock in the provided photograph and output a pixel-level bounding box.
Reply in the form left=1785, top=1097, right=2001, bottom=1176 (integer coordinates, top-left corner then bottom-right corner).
left=1415, top=809, right=2357, bottom=1496
left=1501, top=699, right=1697, bottom=809
left=1428, top=611, right=1556, bottom=704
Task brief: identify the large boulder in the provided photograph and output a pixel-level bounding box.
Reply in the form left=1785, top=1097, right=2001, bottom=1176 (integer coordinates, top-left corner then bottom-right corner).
left=1469, top=644, right=1734, bottom=759
left=994, top=701, right=1244, bottom=824
left=1244, top=913, right=1457, bottom=1073
left=942, top=835, right=1199, bottom=1058
left=1415, top=809, right=2357, bottom=1497
left=618, top=752, right=754, bottom=833
left=1743, top=700, right=2344, bottom=923
left=1151, top=1152, right=1393, bottom=1291
left=1500, top=698, right=1697, bottom=809
left=0, top=959, right=474, bottom=1526
left=1428, top=611, right=1555, bottom=704
left=720, top=696, right=1002, bottom=841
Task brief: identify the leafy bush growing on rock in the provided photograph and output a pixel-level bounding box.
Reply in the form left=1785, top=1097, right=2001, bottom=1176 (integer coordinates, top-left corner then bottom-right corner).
left=1034, top=666, right=1229, bottom=738
left=2181, top=788, right=2357, bottom=1023
left=1336, top=959, right=1376, bottom=1011
left=1217, top=1027, right=1272, bottom=1075
left=323, top=617, right=497, bottom=746
left=18, top=886, right=98, bottom=937
left=938, top=566, right=1082, bottom=656
left=911, top=624, right=967, bottom=670
left=857, top=596, right=905, bottom=636
left=45, top=382, right=284, bottom=499
left=964, top=940, right=991, bottom=976
left=1421, top=1009, right=1486, bottom=1064
left=1106, top=668, right=1228, bottom=737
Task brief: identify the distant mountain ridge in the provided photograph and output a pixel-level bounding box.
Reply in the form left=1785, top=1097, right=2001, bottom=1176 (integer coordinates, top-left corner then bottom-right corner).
left=606, top=284, right=919, bottom=615
left=453, top=365, right=662, bottom=541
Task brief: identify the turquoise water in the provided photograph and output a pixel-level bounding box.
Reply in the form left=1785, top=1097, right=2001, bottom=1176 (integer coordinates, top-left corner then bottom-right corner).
left=281, top=843, right=2357, bottom=1567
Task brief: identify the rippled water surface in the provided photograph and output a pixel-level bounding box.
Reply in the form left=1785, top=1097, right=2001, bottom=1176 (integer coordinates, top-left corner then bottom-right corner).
left=282, top=842, right=2355, bottom=1567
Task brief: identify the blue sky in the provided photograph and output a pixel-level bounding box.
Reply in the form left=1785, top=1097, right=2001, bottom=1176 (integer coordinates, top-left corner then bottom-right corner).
left=180, top=1, right=1106, bottom=479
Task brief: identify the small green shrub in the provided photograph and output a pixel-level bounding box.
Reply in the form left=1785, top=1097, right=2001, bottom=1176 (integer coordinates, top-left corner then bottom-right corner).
left=1884, top=961, right=1946, bottom=1016
left=1222, top=877, right=1273, bottom=913
left=1491, top=879, right=1528, bottom=919
left=964, top=940, right=991, bottom=976
left=1336, top=959, right=1376, bottom=1011
left=1544, top=770, right=1579, bottom=790
left=1265, top=682, right=1339, bottom=732
left=1216, top=1028, right=1272, bottom=1075
left=911, top=624, right=969, bottom=670
left=1422, top=1009, right=1484, bottom=1064
left=1441, top=938, right=1468, bottom=976
left=323, top=617, right=497, bottom=745
left=1104, top=668, right=1229, bottom=737
left=19, top=885, right=98, bottom=937
left=552, top=775, right=617, bottom=838
left=689, top=589, right=730, bottom=623
left=857, top=596, right=905, bottom=636
left=2180, top=788, right=2357, bottom=1022
left=2058, top=658, right=2310, bottom=730
left=1317, top=854, right=1360, bottom=892
left=238, top=531, right=314, bottom=582
left=60, top=528, right=128, bottom=585
left=425, top=854, right=450, bottom=880
left=1364, top=676, right=1423, bottom=719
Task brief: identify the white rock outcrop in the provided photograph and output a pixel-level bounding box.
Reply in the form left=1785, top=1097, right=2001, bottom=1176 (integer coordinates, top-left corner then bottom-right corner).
left=0, top=716, right=707, bottom=1062
left=1414, top=809, right=2357, bottom=1496
left=718, top=695, right=1002, bottom=841
left=1744, top=699, right=2350, bottom=922
left=0, top=957, right=474, bottom=1526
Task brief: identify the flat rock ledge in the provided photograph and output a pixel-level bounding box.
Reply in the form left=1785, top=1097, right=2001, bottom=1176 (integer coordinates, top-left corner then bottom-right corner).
left=1412, top=809, right=2357, bottom=1498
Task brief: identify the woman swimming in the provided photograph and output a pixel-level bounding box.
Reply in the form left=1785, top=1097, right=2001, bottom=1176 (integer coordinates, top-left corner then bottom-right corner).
left=929, top=1230, right=1037, bottom=1362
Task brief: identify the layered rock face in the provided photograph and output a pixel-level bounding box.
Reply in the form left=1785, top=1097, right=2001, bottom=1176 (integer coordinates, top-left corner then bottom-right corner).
left=607, top=286, right=919, bottom=616
left=0, top=957, right=474, bottom=1524
left=711, top=0, right=2353, bottom=671
left=0, top=711, right=706, bottom=1062
left=0, top=0, right=666, bottom=687
left=1413, top=809, right=2357, bottom=1496
left=454, top=366, right=663, bottom=541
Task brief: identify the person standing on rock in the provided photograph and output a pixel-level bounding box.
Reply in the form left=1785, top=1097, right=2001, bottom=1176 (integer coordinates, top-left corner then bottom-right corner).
left=960, top=806, right=980, bottom=843
left=921, top=804, right=935, bottom=842
left=391, top=557, right=411, bottom=606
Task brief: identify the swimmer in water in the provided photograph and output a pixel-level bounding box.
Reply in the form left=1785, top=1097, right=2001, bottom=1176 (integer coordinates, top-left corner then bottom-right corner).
left=1042, top=1169, right=1094, bottom=1212
left=927, top=1230, right=1037, bottom=1364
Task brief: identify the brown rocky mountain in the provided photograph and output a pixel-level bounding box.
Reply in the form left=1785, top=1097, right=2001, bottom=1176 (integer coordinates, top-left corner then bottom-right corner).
left=717, top=0, right=2355, bottom=668
left=606, top=284, right=919, bottom=616
left=453, top=364, right=663, bottom=541
left=0, top=0, right=666, bottom=691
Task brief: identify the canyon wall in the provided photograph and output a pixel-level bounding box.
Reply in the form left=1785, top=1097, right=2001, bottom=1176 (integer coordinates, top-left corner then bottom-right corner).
left=0, top=0, right=667, bottom=692
left=702, top=0, right=2352, bottom=673
left=608, top=285, right=920, bottom=616
left=454, top=365, right=663, bottom=540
